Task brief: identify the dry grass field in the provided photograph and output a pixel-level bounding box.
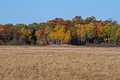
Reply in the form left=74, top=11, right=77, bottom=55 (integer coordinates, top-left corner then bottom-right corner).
left=0, top=45, right=120, bottom=80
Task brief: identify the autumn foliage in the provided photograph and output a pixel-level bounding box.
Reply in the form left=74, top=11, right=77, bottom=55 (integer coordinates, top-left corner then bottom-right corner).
left=0, top=16, right=120, bottom=46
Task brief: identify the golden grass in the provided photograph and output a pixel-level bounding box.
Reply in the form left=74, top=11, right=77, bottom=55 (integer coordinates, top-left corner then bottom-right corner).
left=0, top=45, right=120, bottom=80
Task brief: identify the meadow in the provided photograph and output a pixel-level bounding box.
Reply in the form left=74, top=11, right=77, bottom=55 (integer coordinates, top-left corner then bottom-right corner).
left=0, top=45, right=120, bottom=80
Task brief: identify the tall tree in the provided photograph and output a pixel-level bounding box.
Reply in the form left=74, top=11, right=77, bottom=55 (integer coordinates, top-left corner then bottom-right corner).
left=104, top=23, right=113, bottom=44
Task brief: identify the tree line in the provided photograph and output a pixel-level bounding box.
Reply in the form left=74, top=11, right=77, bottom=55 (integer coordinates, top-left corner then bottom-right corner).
left=0, top=16, right=120, bottom=46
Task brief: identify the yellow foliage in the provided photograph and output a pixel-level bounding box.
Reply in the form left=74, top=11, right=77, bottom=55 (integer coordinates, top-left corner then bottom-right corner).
left=0, top=27, right=4, bottom=31
left=64, top=30, right=71, bottom=43
left=76, top=24, right=86, bottom=41
left=35, top=30, right=41, bottom=38
left=18, top=27, right=31, bottom=40
left=115, top=28, right=120, bottom=39
left=98, top=26, right=105, bottom=38
left=49, top=25, right=71, bottom=44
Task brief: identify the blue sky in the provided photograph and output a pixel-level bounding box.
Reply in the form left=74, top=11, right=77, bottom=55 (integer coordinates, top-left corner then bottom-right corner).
left=0, top=0, right=120, bottom=25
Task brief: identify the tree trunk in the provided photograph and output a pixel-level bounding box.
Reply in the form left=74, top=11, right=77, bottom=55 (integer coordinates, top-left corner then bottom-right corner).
left=108, top=34, right=110, bottom=44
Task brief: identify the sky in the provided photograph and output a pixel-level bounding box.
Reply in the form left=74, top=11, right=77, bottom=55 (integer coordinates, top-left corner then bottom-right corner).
left=0, top=0, right=120, bottom=25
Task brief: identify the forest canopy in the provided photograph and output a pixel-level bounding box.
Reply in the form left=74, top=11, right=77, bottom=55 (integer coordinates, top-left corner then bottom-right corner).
left=0, top=16, right=120, bottom=46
